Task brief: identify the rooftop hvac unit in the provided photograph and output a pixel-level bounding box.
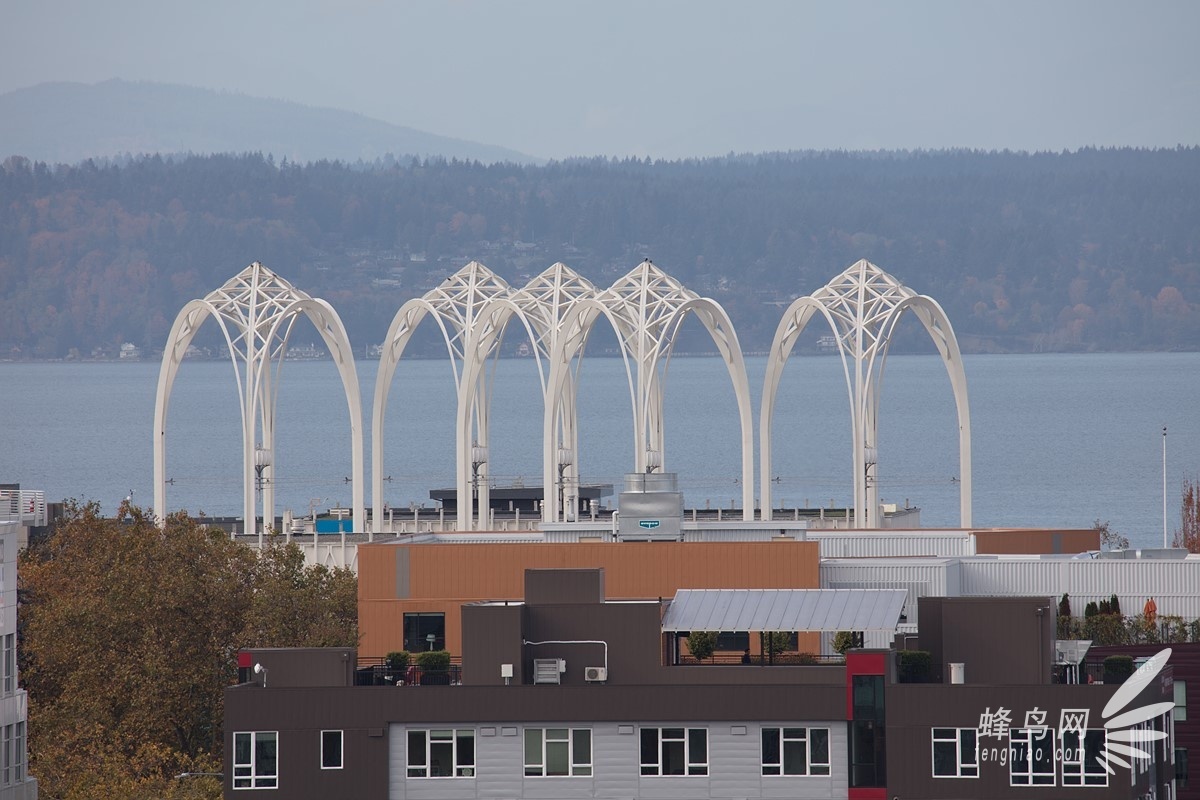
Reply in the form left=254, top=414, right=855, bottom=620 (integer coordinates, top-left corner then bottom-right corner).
left=584, top=666, right=608, bottom=682
left=533, top=658, right=562, bottom=684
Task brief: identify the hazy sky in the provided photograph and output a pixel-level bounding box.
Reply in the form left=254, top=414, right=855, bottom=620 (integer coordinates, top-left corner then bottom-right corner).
left=3, top=0, right=1197, bottom=160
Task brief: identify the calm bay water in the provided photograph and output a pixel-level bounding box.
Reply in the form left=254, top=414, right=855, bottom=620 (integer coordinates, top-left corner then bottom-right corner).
left=1, top=353, right=1197, bottom=549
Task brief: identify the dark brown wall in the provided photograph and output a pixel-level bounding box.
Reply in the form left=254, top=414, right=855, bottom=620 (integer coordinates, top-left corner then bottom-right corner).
left=524, top=568, right=605, bottom=604
left=919, top=596, right=1055, bottom=685
left=887, top=682, right=1166, bottom=800
left=224, top=681, right=848, bottom=800
left=241, top=648, right=357, bottom=688
left=461, top=603, right=524, bottom=685
left=1091, top=642, right=1199, bottom=799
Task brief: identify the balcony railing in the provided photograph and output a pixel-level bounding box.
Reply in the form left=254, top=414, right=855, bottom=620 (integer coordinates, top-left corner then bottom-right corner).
left=677, top=652, right=846, bottom=667
left=355, top=656, right=463, bottom=686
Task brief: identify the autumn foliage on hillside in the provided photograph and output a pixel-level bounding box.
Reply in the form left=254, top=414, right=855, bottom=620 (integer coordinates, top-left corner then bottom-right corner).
left=1, top=148, right=1198, bottom=359
left=18, top=502, right=357, bottom=800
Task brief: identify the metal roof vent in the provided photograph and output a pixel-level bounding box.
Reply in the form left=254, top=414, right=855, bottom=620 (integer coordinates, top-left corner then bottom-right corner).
left=533, top=658, right=562, bottom=685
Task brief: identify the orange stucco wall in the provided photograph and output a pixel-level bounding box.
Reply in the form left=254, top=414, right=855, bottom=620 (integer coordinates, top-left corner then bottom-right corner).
left=358, top=540, right=821, bottom=658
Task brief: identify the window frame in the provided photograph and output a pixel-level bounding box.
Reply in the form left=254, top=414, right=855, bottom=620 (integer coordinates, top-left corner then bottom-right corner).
left=761, top=726, right=831, bottom=776
left=1061, top=728, right=1108, bottom=787
left=402, top=612, right=446, bottom=653
left=406, top=728, right=475, bottom=778
left=2, top=634, right=13, bottom=694
left=931, top=727, right=978, bottom=778
left=233, top=731, right=279, bottom=790
left=320, top=729, right=343, bottom=770
left=640, top=727, right=708, bottom=776
left=1009, top=727, right=1055, bottom=787
left=523, top=727, right=592, bottom=777
left=1176, top=680, right=1188, bottom=722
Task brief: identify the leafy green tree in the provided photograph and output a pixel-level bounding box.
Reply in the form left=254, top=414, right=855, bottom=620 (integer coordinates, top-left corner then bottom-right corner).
left=19, top=501, right=357, bottom=800
left=686, top=631, right=718, bottom=661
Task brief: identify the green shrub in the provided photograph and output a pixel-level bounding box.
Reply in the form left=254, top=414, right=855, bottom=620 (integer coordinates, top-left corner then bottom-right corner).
left=1058, top=593, right=1072, bottom=617
left=686, top=631, right=718, bottom=661
left=832, top=631, right=861, bottom=654
left=1103, top=655, right=1135, bottom=684
left=416, top=649, right=451, bottom=672
left=386, top=650, right=411, bottom=671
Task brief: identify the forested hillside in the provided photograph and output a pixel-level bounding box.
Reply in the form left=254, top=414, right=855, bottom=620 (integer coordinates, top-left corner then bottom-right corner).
left=1, top=148, right=1197, bottom=358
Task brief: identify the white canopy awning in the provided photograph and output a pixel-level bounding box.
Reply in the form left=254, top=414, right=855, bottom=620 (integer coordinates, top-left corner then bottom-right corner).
left=661, top=588, right=907, bottom=633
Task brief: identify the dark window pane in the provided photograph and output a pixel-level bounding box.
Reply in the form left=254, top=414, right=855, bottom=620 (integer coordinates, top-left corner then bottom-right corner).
left=811, top=728, right=829, bottom=766
left=456, top=731, right=474, bottom=767
left=762, top=727, right=780, bottom=765
left=662, top=740, right=685, bottom=775
left=407, top=731, right=426, bottom=767
left=933, top=740, right=957, bottom=776
left=640, top=729, right=657, bottom=767
left=403, top=613, right=446, bottom=652
left=783, top=738, right=807, bottom=775
left=322, top=730, right=342, bottom=768
left=689, top=729, right=707, bottom=765
left=524, top=729, right=541, bottom=771
left=572, top=729, right=591, bottom=768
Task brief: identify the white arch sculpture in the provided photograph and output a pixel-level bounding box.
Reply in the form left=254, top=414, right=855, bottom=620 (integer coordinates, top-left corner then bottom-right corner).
left=372, top=261, right=515, bottom=532
left=373, top=259, right=755, bottom=530
left=760, top=259, right=972, bottom=528
left=462, top=263, right=599, bottom=525
left=589, top=261, right=755, bottom=518
left=153, top=262, right=365, bottom=542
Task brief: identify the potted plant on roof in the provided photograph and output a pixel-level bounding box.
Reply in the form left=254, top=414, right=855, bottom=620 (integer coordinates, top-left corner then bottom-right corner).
left=417, top=649, right=452, bottom=685
left=386, top=651, right=410, bottom=684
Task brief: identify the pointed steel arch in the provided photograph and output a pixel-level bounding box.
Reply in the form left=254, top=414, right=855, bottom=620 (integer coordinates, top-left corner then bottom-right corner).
left=760, top=259, right=971, bottom=527
left=593, top=261, right=755, bottom=517
left=372, top=261, right=514, bottom=532
left=153, top=262, right=364, bottom=541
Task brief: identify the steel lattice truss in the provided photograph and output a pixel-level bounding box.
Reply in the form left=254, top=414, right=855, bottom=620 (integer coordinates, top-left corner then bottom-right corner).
left=373, top=259, right=754, bottom=531
left=153, top=263, right=364, bottom=540
left=760, top=259, right=972, bottom=527
left=154, top=258, right=965, bottom=536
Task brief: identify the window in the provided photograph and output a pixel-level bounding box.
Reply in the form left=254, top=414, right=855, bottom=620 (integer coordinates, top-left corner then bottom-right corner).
left=320, top=730, right=343, bottom=770
left=931, top=728, right=978, bottom=778
left=403, top=613, right=446, bottom=652
left=1062, top=729, right=1107, bottom=787
left=715, top=632, right=749, bottom=652
left=762, top=727, right=830, bottom=776
left=3, top=634, right=13, bottom=693
left=407, top=729, right=474, bottom=778
left=640, top=727, right=708, bottom=776
left=233, top=731, right=278, bottom=789
left=524, top=728, right=592, bottom=776
left=849, top=675, right=886, bottom=788
left=2, top=724, right=10, bottom=785
left=1176, top=680, right=1188, bottom=722
left=1009, top=728, right=1055, bottom=786
left=12, top=722, right=21, bottom=784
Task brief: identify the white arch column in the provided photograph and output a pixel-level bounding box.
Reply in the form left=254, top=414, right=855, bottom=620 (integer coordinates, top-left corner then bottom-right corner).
left=760, top=259, right=972, bottom=528
left=154, top=263, right=362, bottom=538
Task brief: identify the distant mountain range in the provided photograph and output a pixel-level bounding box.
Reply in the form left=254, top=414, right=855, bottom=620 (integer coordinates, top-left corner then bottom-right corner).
left=0, top=79, right=540, bottom=165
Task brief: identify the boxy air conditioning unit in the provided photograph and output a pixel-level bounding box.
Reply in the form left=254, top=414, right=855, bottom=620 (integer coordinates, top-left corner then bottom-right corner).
left=584, top=666, right=608, bottom=682
left=533, top=658, right=562, bottom=684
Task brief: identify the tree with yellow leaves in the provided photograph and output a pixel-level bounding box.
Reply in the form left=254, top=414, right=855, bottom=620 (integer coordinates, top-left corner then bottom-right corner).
left=19, top=501, right=356, bottom=800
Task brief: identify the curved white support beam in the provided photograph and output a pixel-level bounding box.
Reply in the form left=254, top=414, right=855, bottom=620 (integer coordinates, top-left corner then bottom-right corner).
left=154, top=264, right=361, bottom=538
left=759, top=260, right=972, bottom=528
